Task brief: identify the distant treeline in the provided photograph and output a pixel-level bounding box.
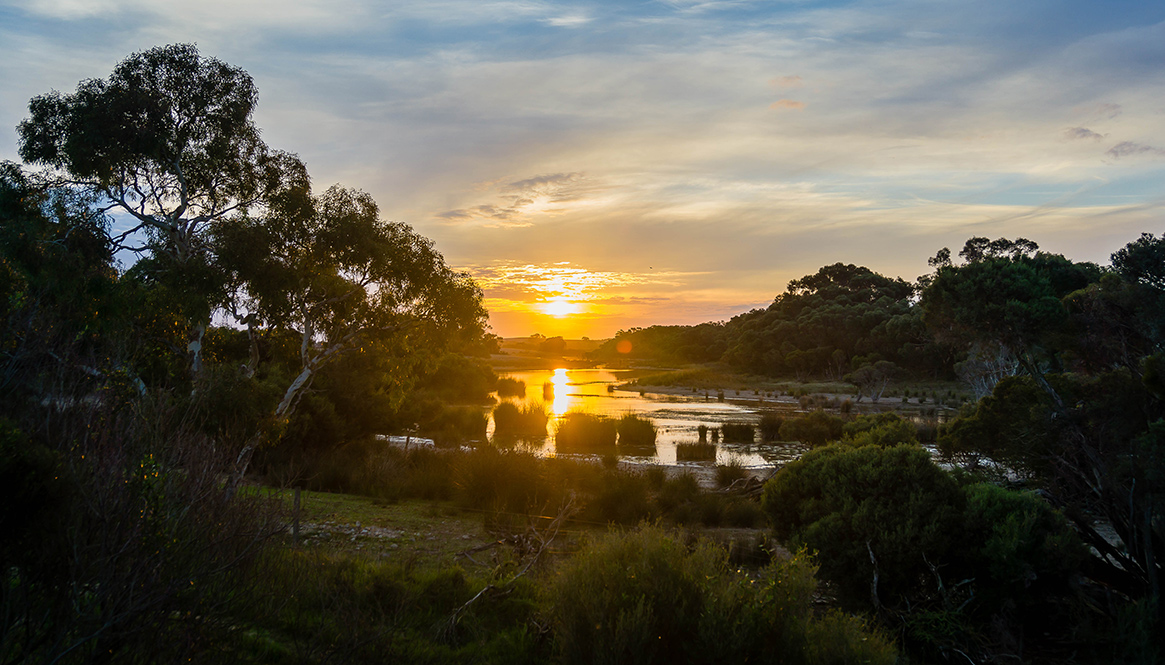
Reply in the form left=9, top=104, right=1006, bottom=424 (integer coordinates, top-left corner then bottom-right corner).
left=592, top=238, right=1103, bottom=386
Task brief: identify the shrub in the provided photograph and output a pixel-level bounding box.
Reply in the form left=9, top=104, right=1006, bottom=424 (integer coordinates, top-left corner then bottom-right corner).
left=715, top=459, right=749, bottom=487
left=555, top=412, right=616, bottom=452
left=491, top=402, right=548, bottom=438
left=453, top=447, right=557, bottom=515
left=840, top=412, right=917, bottom=448
left=582, top=470, right=652, bottom=524
left=616, top=414, right=657, bottom=449
left=541, top=527, right=896, bottom=665
left=496, top=377, right=526, bottom=398
left=762, top=444, right=965, bottom=609
left=675, top=442, right=716, bottom=461
left=721, top=422, right=755, bottom=443
left=424, top=405, right=487, bottom=446
left=778, top=411, right=845, bottom=446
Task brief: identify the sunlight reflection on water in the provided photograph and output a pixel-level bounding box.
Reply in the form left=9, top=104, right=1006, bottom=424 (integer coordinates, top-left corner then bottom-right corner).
left=489, top=368, right=808, bottom=470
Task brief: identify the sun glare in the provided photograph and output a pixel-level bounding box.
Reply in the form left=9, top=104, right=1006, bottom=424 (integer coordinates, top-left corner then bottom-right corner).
left=543, top=298, right=582, bottom=317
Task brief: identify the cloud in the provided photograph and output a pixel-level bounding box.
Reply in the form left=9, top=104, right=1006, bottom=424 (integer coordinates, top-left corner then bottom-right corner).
left=770, top=75, right=803, bottom=88
left=1064, top=127, right=1105, bottom=141
left=1107, top=141, right=1165, bottom=159
left=544, top=14, right=591, bottom=27
left=437, top=172, right=598, bottom=226
left=770, top=99, right=805, bottom=110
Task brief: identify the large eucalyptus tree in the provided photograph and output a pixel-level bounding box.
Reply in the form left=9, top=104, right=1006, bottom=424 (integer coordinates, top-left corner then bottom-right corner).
left=18, top=43, right=307, bottom=374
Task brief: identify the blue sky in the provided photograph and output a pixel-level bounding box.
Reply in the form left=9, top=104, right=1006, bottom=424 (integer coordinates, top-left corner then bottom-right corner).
left=3, top=0, right=1164, bottom=337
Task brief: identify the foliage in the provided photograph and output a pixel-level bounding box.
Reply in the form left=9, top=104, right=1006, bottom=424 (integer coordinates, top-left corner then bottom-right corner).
left=0, top=396, right=281, bottom=664
left=763, top=444, right=965, bottom=609
left=762, top=441, right=1095, bottom=661
left=237, top=548, right=545, bottom=664
left=591, top=323, right=728, bottom=364
left=496, top=377, right=527, bottom=398
left=715, top=459, right=749, bottom=487
left=840, top=412, right=918, bottom=448
left=491, top=402, right=548, bottom=438
left=541, top=526, right=896, bottom=665
left=720, top=422, right=755, bottom=442
left=778, top=411, right=845, bottom=447
left=555, top=412, right=617, bottom=451
left=615, top=413, right=657, bottom=449
left=676, top=441, right=717, bottom=461
left=723, top=263, right=942, bottom=380
left=759, top=412, right=785, bottom=440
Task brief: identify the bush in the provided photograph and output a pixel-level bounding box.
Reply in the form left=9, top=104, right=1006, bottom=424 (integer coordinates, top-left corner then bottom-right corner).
left=715, top=459, right=749, bottom=487
left=840, top=412, right=917, bottom=447
left=676, top=442, right=716, bottom=461
left=496, top=377, right=526, bottom=398
left=762, top=443, right=1093, bottom=661
left=541, top=527, right=896, bottom=665
left=616, top=413, right=657, bottom=449
left=759, top=413, right=784, bottom=441
left=762, top=444, right=965, bottom=609
left=778, top=411, right=844, bottom=447
left=582, top=470, right=653, bottom=525
left=424, top=405, right=487, bottom=446
left=453, top=447, right=560, bottom=515
left=491, top=402, right=548, bottom=438
left=721, top=422, right=755, bottom=443
left=555, top=412, right=616, bottom=452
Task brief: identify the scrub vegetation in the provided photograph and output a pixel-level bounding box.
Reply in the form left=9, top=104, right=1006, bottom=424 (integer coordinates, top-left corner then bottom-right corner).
left=3, top=43, right=1163, bottom=664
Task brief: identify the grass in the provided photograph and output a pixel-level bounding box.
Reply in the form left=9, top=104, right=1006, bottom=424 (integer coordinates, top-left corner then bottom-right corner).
left=721, top=422, right=755, bottom=443
left=270, top=487, right=492, bottom=563
left=615, top=413, right=657, bottom=448
left=676, top=441, right=717, bottom=461
left=495, top=377, right=526, bottom=397
left=555, top=412, right=617, bottom=451
left=492, top=401, right=548, bottom=437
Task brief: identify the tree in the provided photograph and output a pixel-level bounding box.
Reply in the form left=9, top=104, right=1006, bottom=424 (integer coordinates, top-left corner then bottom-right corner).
left=921, top=238, right=1099, bottom=406
left=18, top=43, right=307, bottom=374
left=214, top=183, right=486, bottom=474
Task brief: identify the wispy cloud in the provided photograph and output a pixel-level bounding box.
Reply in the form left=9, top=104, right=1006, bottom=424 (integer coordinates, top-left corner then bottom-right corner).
left=437, top=173, right=601, bottom=226
left=770, top=99, right=805, bottom=110
left=4, top=0, right=1165, bottom=336
left=1064, top=127, right=1105, bottom=141
left=1107, top=141, right=1165, bottom=159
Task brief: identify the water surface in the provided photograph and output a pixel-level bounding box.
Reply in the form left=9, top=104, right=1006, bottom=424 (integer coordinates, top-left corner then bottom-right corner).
left=490, top=368, right=807, bottom=471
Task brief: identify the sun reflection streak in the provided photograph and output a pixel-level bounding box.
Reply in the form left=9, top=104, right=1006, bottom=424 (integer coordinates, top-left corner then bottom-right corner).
left=549, top=368, right=571, bottom=416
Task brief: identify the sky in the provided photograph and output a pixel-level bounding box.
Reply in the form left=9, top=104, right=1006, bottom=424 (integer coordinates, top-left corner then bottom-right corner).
left=2, top=0, right=1165, bottom=339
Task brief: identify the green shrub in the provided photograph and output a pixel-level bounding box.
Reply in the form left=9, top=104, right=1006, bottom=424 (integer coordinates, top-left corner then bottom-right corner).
left=840, top=412, right=917, bottom=447
left=675, top=442, right=716, bottom=461
left=616, top=413, right=657, bottom=449
left=778, top=411, right=845, bottom=446
left=721, top=422, right=755, bottom=443
left=582, top=470, right=653, bottom=524
left=424, top=405, right=487, bottom=446
left=496, top=377, right=526, bottom=398
left=762, top=444, right=965, bottom=609
left=453, top=447, right=557, bottom=515
left=555, top=412, right=617, bottom=452
left=491, top=402, right=548, bottom=438
left=715, top=459, right=749, bottom=487
left=542, top=527, right=896, bottom=665
left=760, top=413, right=785, bottom=440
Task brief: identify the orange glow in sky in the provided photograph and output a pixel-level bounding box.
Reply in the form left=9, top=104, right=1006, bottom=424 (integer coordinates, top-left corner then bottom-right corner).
left=468, top=261, right=696, bottom=338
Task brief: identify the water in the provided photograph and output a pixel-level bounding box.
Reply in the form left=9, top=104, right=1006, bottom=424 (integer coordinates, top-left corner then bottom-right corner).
left=489, top=368, right=808, bottom=471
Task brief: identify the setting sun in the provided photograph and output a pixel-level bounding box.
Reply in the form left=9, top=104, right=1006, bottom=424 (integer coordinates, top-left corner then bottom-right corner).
left=542, top=298, right=582, bottom=317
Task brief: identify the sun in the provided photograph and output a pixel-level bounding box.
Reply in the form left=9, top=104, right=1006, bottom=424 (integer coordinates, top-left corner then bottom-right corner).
left=542, top=298, right=582, bottom=317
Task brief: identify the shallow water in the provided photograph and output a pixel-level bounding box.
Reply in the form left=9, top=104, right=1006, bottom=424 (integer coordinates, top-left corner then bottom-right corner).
left=489, top=368, right=808, bottom=471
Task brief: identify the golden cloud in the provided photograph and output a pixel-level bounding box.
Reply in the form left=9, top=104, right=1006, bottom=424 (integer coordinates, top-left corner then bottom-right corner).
left=770, top=99, right=806, bottom=110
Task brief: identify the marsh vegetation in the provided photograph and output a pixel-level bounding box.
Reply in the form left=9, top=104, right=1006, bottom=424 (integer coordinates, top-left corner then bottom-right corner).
left=3, top=44, right=1163, bottom=664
